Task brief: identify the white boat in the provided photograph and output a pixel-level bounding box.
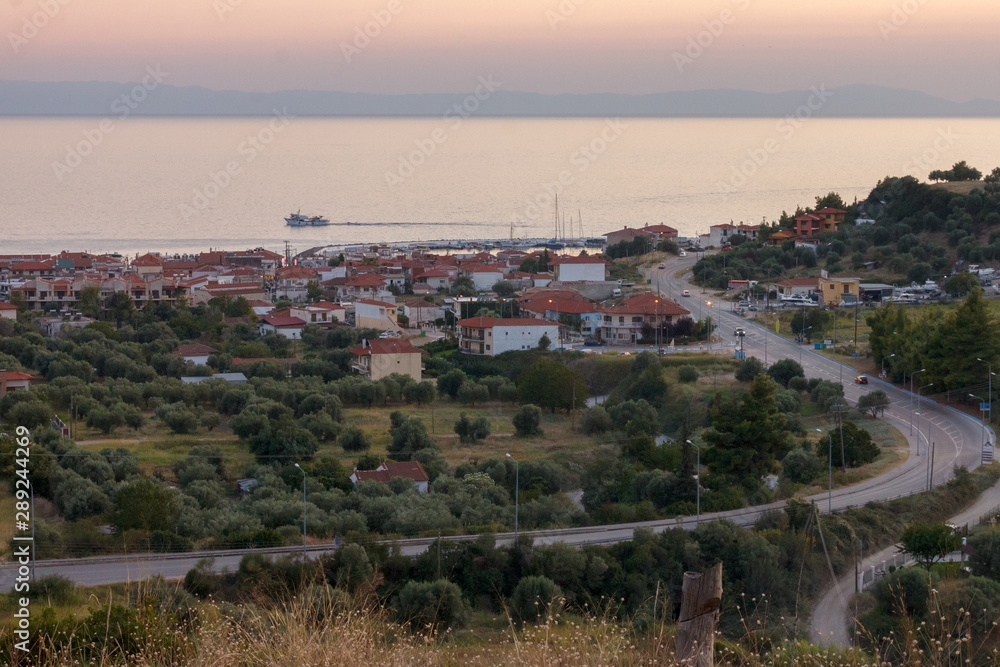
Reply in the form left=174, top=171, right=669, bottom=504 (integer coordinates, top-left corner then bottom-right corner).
left=285, top=211, right=331, bottom=227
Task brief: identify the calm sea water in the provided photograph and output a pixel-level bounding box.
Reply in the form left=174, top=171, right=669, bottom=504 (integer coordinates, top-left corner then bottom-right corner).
left=2, top=117, right=999, bottom=255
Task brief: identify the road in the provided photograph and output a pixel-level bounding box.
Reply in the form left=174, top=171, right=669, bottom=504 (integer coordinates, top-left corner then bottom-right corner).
left=1, top=254, right=994, bottom=618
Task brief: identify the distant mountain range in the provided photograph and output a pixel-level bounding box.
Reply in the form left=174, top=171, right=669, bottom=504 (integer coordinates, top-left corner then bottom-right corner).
left=2, top=80, right=999, bottom=117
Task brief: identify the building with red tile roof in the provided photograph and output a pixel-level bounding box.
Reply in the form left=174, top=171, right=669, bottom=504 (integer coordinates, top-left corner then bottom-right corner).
left=350, top=460, right=429, bottom=493
left=350, top=337, right=423, bottom=382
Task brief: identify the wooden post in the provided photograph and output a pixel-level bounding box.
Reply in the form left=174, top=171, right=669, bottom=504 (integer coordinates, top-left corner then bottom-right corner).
left=676, top=563, right=723, bottom=667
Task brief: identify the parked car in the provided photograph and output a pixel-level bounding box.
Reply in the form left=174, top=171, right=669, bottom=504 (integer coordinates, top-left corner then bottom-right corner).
left=854, top=375, right=869, bottom=384
left=584, top=338, right=601, bottom=346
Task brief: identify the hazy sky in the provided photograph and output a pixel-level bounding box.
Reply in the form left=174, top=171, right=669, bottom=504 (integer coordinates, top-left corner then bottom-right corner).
left=3, top=0, right=999, bottom=99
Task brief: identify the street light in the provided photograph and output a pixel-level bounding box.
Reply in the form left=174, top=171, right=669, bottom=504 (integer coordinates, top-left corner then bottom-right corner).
left=506, top=453, right=519, bottom=539
left=909, top=369, right=926, bottom=436
left=978, top=358, right=992, bottom=428
left=706, top=301, right=713, bottom=351
left=880, top=353, right=895, bottom=379
left=655, top=298, right=661, bottom=355
left=816, top=429, right=833, bottom=513
left=917, top=383, right=934, bottom=456
left=799, top=326, right=813, bottom=365
left=686, top=440, right=701, bottom=525
left=970, top=394, right=987, bottom=450
left=294, top=463, right=306, bottom=555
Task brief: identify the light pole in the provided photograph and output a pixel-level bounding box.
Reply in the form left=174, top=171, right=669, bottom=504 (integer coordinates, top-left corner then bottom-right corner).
left=655, top=298, right=661, bottom=355
left=978, top=358, right=992, bottom=429
left=917, top=383, right=934, bottom=456
left=909, top=369, right=926, bottom=436
left=706, top=301, right=712, bottom=351
left=817, top=429, right=833, bottom=513
left=294, top=463, right=306, bottom=555
left=686, top=439, right=700, bottom=526
left=881, top=353, right=895, bottom=379
left=799, top=326, right=813, bottom=365
left=506, top=453, right=519, bottom=539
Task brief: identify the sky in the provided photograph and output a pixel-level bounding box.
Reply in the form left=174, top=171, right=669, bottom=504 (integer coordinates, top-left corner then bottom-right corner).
left=3, top=0, right=999, bottom=100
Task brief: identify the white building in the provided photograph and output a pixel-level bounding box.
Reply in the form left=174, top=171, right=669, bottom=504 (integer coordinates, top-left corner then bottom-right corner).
left=355, top=299, right=402, bottom=331
left=552, top=256, right=607, bottom=283
left=457, top=317, right=560, bottom=356
left=464, top=265, right=505, bottom=292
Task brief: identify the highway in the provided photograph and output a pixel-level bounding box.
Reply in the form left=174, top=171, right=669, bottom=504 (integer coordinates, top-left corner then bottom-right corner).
left=1, top=254, right=993, bottom=611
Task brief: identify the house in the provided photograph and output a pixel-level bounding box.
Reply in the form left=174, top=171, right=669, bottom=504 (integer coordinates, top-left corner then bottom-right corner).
left=37, top=314, right=96, bottom=337
left=274, top=266, right=319, bottom=301
left=736, top=224, right=760, bottom=240
left=794, top=239, right=821, bottom=253
left=795, top=208, right=845, bottom=237
left=599, top=293, right=690, bottom=344
left=776, top=278, right=818, bottom=298
left=708, top=224, right=737, bottom=247
left=767, top=230, right=796, bottom=246
left=463, top=264, right=505, bottom=292
left=350, top=338, right=423, bottom=382
left=0, top=301, right=18, bottom=320
left=520, top=295, right=602, bottom=338
left=259, top=313, right=307, bottom=339
left=355, top=299, right=402, bottom=331
left=640, top=224, right=679, bottom=243
left=551, top=255, right=607, bottom=283
left=326, top=273, right=390, bottom=301
left=818, top=276, right=861, bottom=306
left=398, top=296, right=445, bottom=328
left=172, top=343, right=218, bottom=366
left=0, top=370, right=32, bottom=397
left=457, top=317, right=560, bottom=356
left=290, top=301, right=345, bottom=325
left=350, top=461, right=429, bottom=493
left=248, top=299, right=276, bottom=317
left=416, top=269, right=455, bottom=291
left=603, top=226, right=653, bottom=247
left=132, top=253, right=164, bottom=276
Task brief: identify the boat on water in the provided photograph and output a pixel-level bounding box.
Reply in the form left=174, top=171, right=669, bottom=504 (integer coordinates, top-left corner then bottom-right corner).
left=285, top=211, right=331, bottom=227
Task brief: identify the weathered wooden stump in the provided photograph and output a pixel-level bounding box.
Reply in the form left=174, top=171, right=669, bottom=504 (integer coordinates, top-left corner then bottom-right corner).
left=675, top=563, right=723, bottom=667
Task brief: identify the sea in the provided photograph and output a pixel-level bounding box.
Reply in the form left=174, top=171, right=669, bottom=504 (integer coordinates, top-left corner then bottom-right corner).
left=2, top=117, right=999, bottom=256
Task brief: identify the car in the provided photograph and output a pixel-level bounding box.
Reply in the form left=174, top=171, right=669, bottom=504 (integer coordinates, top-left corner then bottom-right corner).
left=679, top=251, right=687, bottom=257
left=748, top=305, right=758, bottom=311
left=734, top=327, right=746, bottom=336
left=681, top=290, right=691, bottom=297
left=617, top=351, right=632, bottom=357
left=584, top=338, right=601, bottom=346
left=658, top=263, right=665, bottom=269
left=854, top=375, right=869, bottom=385
left=378, top=331, right=402, bottom=339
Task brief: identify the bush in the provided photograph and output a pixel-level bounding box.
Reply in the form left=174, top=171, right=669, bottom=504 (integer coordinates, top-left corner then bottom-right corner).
left=781, top=448, right=825, bottom=484
left=512, top=404, right=542, bottom=436
left=32, top=575, right=78, bottom=606
left=581, top=406, right=612, bottom=434
left=395, top=579, right=470, bottom=631
left=768, top=359, right=805, bottom=387
left=510, top=575, right=564, bottom=624
left=454, top=412, right=491, bottom=443
left=338, top=425, right=372, bottom=452
left=677, top=365, right=699, bottom=383
left=735, top=357, right=766, bottom=382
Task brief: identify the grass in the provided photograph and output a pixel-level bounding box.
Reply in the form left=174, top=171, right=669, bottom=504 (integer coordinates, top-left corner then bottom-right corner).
left=0, top=493, right=14, bottom=557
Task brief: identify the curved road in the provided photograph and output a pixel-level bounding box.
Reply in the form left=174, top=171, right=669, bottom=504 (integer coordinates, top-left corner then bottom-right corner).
left=1, top=253, right=993, bottom=633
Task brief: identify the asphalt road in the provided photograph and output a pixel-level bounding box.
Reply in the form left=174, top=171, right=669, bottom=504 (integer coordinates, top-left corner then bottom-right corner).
left=1, top=254, right=994, bottom=619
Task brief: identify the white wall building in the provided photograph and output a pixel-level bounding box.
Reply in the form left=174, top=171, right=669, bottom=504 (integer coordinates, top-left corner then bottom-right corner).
left=457, top=317, right=560, bottom=356
left=552, top=256, right=607, bottom=283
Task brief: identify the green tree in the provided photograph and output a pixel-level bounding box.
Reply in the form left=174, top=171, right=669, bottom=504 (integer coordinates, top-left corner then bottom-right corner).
left=705, top=374, right=791, bottom=481
left=451, top=276, right=476, bottom=296
left=824, top=422, right=879, bottom=468
left=581, top=405, right=612, bottom=434
left=106, top=291, right=136, bottom=329
left=735, top=356, right=766, bottom=382
left=538, top=333, right=551, bottom=350
left=968, top=528, right=1000, bottom=578
left=404, top=380, right=436, bottom=405
left=306, top=280, right=322, bottom=302
left=454, top=412, right=490, bottom=443
left=492, top=280, right=516, bottom=299
left=111, top=478, right=178, bottom=533
left=857, top=390, right=890, bottom=419
left=394, top=579, right=470, bottom=631
left=387, top=411, right=437, bottom=459
left=436, top=369, right=468, bottom=399
left=517, top=359, right=587, bottom=412
left=927, top=288, right=1000, bottom=390
left=512, top=404, right=542, bottom=436
left=815, top=192, right=847, bottom=210
left=945, top=272, right=981, bottom=297
left=898, top=522, right=961, bottom=570
left=767, top=359, right=804, bottom=387
left=338, top=425, right=372, bottom=452
left=78, top=284, right=102, bottom=318
left=518, top=257, right=539, bottom=273
left=510, top=575, right=563, bottom=624
left=608, top=399, right=659, bottom=437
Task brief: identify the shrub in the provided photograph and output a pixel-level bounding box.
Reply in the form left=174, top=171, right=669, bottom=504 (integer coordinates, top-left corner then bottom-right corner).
left=510, top=575, right=564, bottom=624
left=768, top=359, right=805, bottom=387
left=787, top=376, right=809, bottom=392
left=454, top=412, right=491, bottom=443
left=781, top=448, right=825, bottom=484
left=395, top=579, right=470, bottom=631
left=338, top=425, right=372, bottom=452
left=734, top=357, right=766, bottom=382
left=512, top=404, right=542, bottom=436
left=677, top=365, right=699, bottom=383
left=581, top=406, right=612, bottom=434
